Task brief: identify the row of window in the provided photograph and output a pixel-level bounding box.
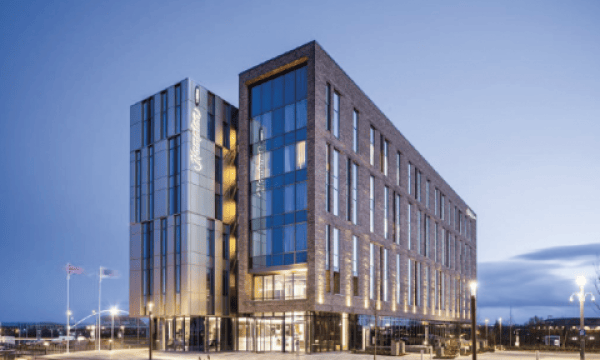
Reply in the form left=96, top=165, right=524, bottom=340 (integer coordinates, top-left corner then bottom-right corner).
left=253, top=272, right=307, bottom=301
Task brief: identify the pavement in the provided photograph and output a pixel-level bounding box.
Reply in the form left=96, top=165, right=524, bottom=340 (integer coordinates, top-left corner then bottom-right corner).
left=35, top=349, right=600, bottom=360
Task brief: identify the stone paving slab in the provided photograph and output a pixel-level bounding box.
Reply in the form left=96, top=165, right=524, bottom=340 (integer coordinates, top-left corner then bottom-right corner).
left=36, top=349, right=600, bottom=360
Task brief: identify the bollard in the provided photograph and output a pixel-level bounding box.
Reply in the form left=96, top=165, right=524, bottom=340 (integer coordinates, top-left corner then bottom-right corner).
left=535, top=350, right=540, bottom=360
left=421, top=349, right=424, bottom=360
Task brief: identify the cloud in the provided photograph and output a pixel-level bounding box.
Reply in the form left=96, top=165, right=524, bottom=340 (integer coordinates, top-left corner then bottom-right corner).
left=514, top=243, right=600, bottom=262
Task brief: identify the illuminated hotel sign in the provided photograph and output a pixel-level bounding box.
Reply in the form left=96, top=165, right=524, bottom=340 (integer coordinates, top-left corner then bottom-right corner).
left=190, top=108, right=202, bottom=171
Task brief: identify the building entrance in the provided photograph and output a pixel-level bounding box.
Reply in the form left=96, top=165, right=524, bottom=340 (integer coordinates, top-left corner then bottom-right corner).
left=237, top=312, right=306, bottom=353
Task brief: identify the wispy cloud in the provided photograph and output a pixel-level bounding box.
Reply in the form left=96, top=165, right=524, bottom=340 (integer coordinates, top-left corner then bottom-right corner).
left=513, top=243, right=600, bottom=262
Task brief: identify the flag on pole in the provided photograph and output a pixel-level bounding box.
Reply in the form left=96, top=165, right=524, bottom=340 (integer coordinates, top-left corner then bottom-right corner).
left=100, top=267, right=119, bottom=279
left=65, top=263, right=83, bottom=275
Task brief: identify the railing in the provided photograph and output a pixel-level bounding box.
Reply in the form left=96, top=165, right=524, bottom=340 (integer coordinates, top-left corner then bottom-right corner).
left=10, top=339, right=149, bottom=357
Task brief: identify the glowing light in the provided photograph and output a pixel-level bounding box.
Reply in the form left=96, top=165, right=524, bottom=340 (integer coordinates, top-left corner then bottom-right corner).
left=576, top=276, right=587, bottom=287
left=190, top=108, right=202, bottom=171
left=110, top=306, right=118, bottom=316
left=470, top=281, right=478, bottom=297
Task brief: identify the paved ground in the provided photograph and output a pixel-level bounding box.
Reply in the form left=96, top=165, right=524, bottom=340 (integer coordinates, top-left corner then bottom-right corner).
left=34, top=349, right=600, bottom=360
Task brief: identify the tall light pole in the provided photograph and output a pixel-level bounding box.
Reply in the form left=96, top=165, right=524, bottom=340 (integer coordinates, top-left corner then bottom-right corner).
left=570, top=276, right=596, bottom=360
left=470, top=281, right=478, bottom=360
left=148, top=302, right=153, bottom=360
left=498, top=318, right=502, bottom=350
left=110, top=307, right=118, bottom=347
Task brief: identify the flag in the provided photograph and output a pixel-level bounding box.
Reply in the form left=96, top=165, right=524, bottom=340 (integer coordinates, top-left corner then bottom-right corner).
left=100, top=267, right=119, bottom=279
left=66, top=263, right=83, bottom=275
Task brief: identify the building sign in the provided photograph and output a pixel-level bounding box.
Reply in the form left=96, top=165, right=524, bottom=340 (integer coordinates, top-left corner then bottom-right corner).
left=190, top=108, right=202, bottom=171
left=195, top=86, right=200, bottom=106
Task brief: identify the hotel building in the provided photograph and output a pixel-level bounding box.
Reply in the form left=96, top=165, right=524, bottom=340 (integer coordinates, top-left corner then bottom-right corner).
left=130, top=41, right=477, bottom=353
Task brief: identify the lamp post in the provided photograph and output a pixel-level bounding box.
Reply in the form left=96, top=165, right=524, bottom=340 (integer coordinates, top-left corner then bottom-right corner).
left=110, top=307, right=118, bottom=348
left=148, top=302, right=153, bottom=360
left=470, top=281, right=477, bottom=360
left=498, top=318, right=502, bottom=350
left=570, top=276, right=596, bottom=360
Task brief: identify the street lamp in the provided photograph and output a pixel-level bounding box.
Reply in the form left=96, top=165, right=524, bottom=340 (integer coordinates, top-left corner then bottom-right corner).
left=110, top=307, right=118, bottom=348
left=498, top=318, right=502, bottom=350
left=470, top=281, right=478, bottom=360
left=148, top=302, right=153, bottom=360
left=570, top=276, right=596, bottom=360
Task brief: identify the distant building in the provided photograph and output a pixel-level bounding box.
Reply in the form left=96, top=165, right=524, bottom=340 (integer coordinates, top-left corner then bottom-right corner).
left=130, top=41, right=477, bottom=353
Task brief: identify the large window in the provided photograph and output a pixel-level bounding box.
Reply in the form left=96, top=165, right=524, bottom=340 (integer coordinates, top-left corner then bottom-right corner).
left=415, top=261, right=421, bottom=307
left=383, top=248, right=388, bottom=301
left=142, top=221, right=153, bottom=296
left=148, top=146, right=154, bottom=219
left=350, top=162, right=358, bottom=225
left=396, top=254, right=401, bottom=304
left=325, top=84, right=331, bottom=131
left=352, top=110, right=358, bottom=153
left=135, top=151, right=141, bottom=222
left=369, top=243, right=375, bottom=300
left=370, top=127, right=375, bottom=166
left=207, top=92, right=215, bottom=142
left=352, top=235, right=358, bottom=296
left=418, top=211, right=422, bottom=255
left=333, top=92, right=340, bottom=138
left=160, top=218, right=166, bottom=295
left=174, top=215, right=181, bottom=293
left=333, top=227, right=340, bottom=294
left=143, top=97, right=154, bottom=147
left=175, top=84, right=181, bottom=134
left=332, top=149, right=340, bottom=216
left=407, top=162, right=412, bottom=195
left=249, top=66, right=308, bottom=269
left=253, top=273, right=306, bottom=300
left=168, top=136, right=181, bottom=215
left=326, top=146, right=330, bottom=213
left=381, top=138, right=388, bottom=176
left=408, top=203, right=412, bottom=250
left=160, top=91, right=167, bottom=139
left=396, top=152, right=401, bottom=187
left=369, top=176, right=375, bottom=233
left=215, top=150, right=223, bottom=220
left=395, top=193, right=401, bottom=245
left=384, top=186, right=389, bottom=239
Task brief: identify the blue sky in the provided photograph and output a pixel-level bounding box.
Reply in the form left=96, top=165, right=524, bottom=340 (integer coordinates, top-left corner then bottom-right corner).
left=1, top=0, right=599, bottom=324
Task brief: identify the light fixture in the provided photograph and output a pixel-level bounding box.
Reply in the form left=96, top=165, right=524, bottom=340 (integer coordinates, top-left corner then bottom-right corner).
left=576, top=276, right=587, bottom=287
left=470, top=281, right=478, bottom=297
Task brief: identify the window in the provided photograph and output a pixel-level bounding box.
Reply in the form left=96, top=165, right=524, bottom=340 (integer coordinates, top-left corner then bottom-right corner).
left=175, top=84, right=181, bottom=134
left=161, top=218, right=166, bottom=295
left=396, top=254, right=401, bottom=304
left=408, top=203, right=412, bottom=250
left=253, top=273, right=306, bottom=300
left=326, top=146, right=330, bottom=213
left=168, top=136, right=181, bottom=215
left=222, top=270, right=229, bottom=296
left=426, top=180, right=430, bottom=209
left=369, top=243, right=375, bottom=300
left=207, top=220, right=215, bottom=312
left=396, top=152, right=401, bottom=187
left=148, top=146, right=154, bottom=219
left=435, top=189, right=440, bottom=217
left=142, top=97, right=154, bottom=147
left=347, top=159, right=351, bottom=222
left=135, top=151, right=141, bottom=222
left=333, top=227, right=340, bottom=294
left=223, top=225, right=230, bottom=260
left=425, top=215, right=430, bottom=258
left=416, top=169, right=421, bottom=201
left=142, top=221, right=153, bottom=296
left=333, top=92, right=340, bottom=138
left=408, top=259, right=412, bottom=306
left=325, top=84, right=331, bottom=131
left=160, top=91, right=167, bottom=139
left=384, top=186, right=389, bottom=239
left=370, top=127, right=375, bottom=166
left=223, top=103, right=231, bottom=149
left=351, top=162, right=358, bottom=225
left=440, top=194, right=445, bottom=220
left=215, top=151, right=223, bottom=220
left=332, top=149, right=340, bottom=216
left=408, top=162, right=412, bottom=195
left=369, top=176, right=375, bottom=233
left=418, top=211, right=422, bottom=255
left=435, top=268, right=439, bottom=310
left=352, top=235, right=359, bottom=296
left=207, top=92, right=215, bottom=141
left=175, top=215, right=181, bottom=293
left=381, top=137, right=388, bottom=176
left=426, top=266, right=431, bottom=309
left=395, top=193, right=401, bottom=244
left=325, top=224, right=330, bottom=292
left=415, top=261, right=421, bottom=307
left=383, top=248, right=388, bottom=301
left=352, top=110, right=358, bottom=153
left=435, top=222, right=439, bottom=263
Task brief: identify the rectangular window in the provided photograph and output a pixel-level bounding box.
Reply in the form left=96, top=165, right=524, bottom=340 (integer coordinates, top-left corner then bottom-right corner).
left=408, top=162, right=412, bottom=195
left=369, top=175, right=375, bottom=233
left=207, top=92, right=215, bottom=141
left=408, top=259, right=412, bottom=306
left=161, top=218, right=166, bottom=295
left=415, top=261, right=421, bottom=307
left=426, top=266, right=431, bottom=309
left=426, top=180, right=430, bottom=209
left=222, top=270, right=229, bottom=296
left=349, top=161, right=358, bottom=224
left=440, top=194, right=445, bottom=220
left=254, top=273, right=307, bottom=301
left=223, top=225, right=230, bottom=260
left=326, top=146, right=330, bottom=213
left=352, top=236, right=358, bottom=296
left=333, top=92, right=340, bottom=138
left=148, top=146, right=154, bottom=219
left=435, top=222, right=439, bottom=263
left=325, top=225, right=330, bottom=292
left=381, top=138, right=388, bottom=176
left=435, top=268, right=439, bottom=310
left=142, top=221, right=153, bottom=296
left=175, top=215, right=181, bottom=293
left=396, top=152, right=401, bottom=187
left=142, top=97, right=154, bottom=147
left=325, top=84, right=331, bottom=131
left=384, top=186, right=389, bottom=239
left=383, top=248, right=389, bottom=301
left=408, top=203, right=412, bottom=250
left=207, top=219, right=215, bottom=313
left=160, top=91, right=167, bottom=139
left=215, top=151, right=223, bottom=220
left=396, top=254, right=401, bottom=304
left=416, top=169, right=421, bottom=201
left=435, top=189, right=440, bottom=217
left=332, top=149, right=340, bottom=216
left=168, top=136, right=181, bottom=215
left=369, top=243, right=375, bottom=300
left=425, top=216, right=430, bottom=258
left=418, top=211, right=422, bottom=255
left=175, top=84, right=181, bottom=134
left=352, top=110, right=358, bottom=153
left=395, top=193, right=401, bottom=245
left=370, top=127, right=375, bottom=166
left=333, top=227, right=340, bottom=294
left=135, top=151, right=141, bottom=222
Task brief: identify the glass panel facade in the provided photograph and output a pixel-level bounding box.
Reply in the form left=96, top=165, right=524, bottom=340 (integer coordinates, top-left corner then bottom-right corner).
left=252, top=273, right=307, bottom=300
left=249, top=66, right=308, bottom=268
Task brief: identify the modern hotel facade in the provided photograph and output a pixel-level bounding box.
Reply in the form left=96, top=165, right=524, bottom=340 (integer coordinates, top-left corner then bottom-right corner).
left=130, top=41, right=477, bottom=354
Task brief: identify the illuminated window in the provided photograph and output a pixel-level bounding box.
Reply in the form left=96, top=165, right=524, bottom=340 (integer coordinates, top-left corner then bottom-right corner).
left=396, top=152, right=401, bottom=187
left=148, top=146, right=154, bottom=219
left=352, top=235, right=359, bottom=296
left=370, top=127, right=375, bottom=166
left=135, top=151, right=141, bottom=222
left=408, top=259, right=412, bottom=306
left=333, top=227, right=340, bottom=294
left=352, top=110, right=359, bottom=153
left=383, top=248, right=388, bottom=301
left=396, top=254, right=401, bottom=304
left=332, top=149, right=339, bottom=216
left=325, top=84, right=331, bottom=131
left=384, top=186, right=389, bottom=239
left=175, top=84, right=181, bottom=134
left=395, top=193, right=401, bottom=245
left=253, top=273, right=306, bottom=301
left=142, top=221, right=153, bottom=296
left=326, top=145, right=330, bottom=213
left=369, top=176, right=375, bottom=233
left=369, top=243, right=375, bottom=300
left=333, top=92, right=340, bottom=138
left=168, top=136, right=181, bottom=215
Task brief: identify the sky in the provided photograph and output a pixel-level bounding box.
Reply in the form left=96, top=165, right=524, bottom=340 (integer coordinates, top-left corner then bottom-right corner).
left=0, top=0, right=599, bottom=325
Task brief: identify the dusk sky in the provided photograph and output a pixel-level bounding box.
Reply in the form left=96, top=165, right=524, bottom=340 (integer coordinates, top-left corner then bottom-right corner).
left=1, top=0, right=599, bottom=325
